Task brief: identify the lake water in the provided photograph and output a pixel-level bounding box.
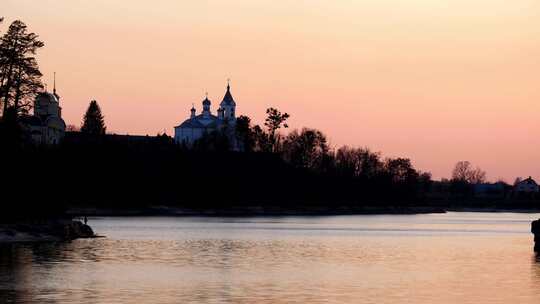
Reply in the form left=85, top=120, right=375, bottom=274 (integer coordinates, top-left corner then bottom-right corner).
left=1, top=212, right=540, bottom=303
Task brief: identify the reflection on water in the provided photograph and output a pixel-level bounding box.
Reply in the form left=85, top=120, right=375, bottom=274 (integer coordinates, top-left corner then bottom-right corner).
left=2, top=212, right=540, bottom=303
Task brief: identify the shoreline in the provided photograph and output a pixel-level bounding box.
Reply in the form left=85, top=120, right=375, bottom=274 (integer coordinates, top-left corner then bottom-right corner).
left=3, top=208, right=539, bottom=243
left=0, top=220, right=97, bottom=244
left=446, top=208, right=540, bottom=214
left=66, top=206, right=447, bottom=217
left=65, top=206, right=540, bottom=217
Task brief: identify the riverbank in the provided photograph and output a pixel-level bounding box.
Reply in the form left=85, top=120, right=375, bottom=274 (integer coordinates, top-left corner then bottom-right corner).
left=0, top=220, right=97, bottom=243
left=66, top=206, right=447, bottom=217
left=65, top=206, right=540, bottom=217
left=446, top=207, right=540, bottom=213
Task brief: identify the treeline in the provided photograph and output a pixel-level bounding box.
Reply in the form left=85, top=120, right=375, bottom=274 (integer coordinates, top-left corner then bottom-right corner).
left=1, top=100, right=439, bottom=217
left=5, top=122, right=535, bottom=219
left=193, top=108, right=432, bottom=203
left=0, top=136, right=433, bottom=219
left=198, top=108, right=433, bottom=200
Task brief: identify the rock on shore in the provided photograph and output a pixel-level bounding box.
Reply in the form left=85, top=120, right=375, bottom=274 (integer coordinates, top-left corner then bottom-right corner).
left=532, top=219, right=540, bottom=252
left=0, top=220, right=96, bottom=243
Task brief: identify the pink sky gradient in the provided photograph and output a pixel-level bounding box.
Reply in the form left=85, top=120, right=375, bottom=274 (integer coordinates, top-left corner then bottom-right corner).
left=4, top=0, right=540, bottom=181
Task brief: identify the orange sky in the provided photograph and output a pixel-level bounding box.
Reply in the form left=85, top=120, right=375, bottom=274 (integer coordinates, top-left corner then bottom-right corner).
left=4, top=0, right=540, bottom=181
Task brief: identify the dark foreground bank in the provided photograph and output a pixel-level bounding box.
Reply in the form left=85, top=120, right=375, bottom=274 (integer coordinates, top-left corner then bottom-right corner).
left=2, top=137, right=538, bottom=222
left=0, top=220, right=97, bottom=243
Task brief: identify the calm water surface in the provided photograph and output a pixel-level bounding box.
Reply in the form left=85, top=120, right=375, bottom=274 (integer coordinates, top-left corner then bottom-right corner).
left=1, top=212, right=540, bottom=303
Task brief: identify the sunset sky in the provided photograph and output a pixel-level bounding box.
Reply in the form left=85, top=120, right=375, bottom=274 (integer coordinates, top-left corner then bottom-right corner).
left=4, top=0, right=540, bottom=181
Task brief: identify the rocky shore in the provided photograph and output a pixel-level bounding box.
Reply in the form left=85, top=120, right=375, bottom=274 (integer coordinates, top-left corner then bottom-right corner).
left=0, top=220, right=97, bottom=243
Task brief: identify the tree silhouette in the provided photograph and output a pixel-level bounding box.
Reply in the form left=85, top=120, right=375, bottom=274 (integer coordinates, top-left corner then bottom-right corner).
left=235, top=115, right=255, bottom=152
left=264, top=107, right=289, bottom=152
left=335, top=146, right=382, bottom=179
left=282, top=128, right=329, bottom=171
left=0, top=20, right=44, bottom=117
left=451, top=161, right=486, bottom=184
left=66, top=124, right=79, bottom=132
left=251, top=124, right=271, bottom=152
left=385, top=158, right=419, bottom=184
left=193, top=129, right=230, bottom=152
left=81, top=100, right=106, bottom=135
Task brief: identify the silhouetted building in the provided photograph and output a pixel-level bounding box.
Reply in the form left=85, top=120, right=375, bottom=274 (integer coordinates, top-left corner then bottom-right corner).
left=174, top=82, right=237, bottom=147
left=20, top=85, right=66, bottom=145
left=473, top=182, right=507, bottom=198
left=515, top=177, right=539, bottom=193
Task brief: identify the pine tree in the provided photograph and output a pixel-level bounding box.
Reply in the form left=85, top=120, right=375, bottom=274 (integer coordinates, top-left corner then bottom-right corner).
left=0, top=20, right=44, bottom=117
left=80, top=100, right=106, bottom=135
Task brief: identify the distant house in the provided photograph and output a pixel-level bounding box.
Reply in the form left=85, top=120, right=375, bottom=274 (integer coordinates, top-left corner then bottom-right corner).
left=474, top=182, right=508, bottom=198
left=514, top=177, right=539, bottom=193
left=20, top=87, right=66, bottom=145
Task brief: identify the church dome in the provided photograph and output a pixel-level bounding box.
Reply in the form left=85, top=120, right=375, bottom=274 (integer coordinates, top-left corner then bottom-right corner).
left=37, top=92, right=59, bottom=104
left=202, top=97, right=211, bottom=106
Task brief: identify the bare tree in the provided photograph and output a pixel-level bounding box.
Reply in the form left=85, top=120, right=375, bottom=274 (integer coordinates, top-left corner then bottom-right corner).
left=281, top=128, right=329, bottom=171
left=66, top=124, right=79, bottom=132
left=335, top=146, right=383, bottom=178
left=451, top=161, right=486, bottom=184
left=385, top=158, right=419, bottom=184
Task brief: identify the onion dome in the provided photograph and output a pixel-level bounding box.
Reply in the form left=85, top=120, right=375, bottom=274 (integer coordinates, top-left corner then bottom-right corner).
left=202, top=95, right=211, bottom=113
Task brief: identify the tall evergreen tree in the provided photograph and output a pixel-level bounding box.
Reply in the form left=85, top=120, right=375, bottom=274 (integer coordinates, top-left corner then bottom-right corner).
left=0, top=20, right=44, bottom=117
left=81, top=100, right=106, bottom=135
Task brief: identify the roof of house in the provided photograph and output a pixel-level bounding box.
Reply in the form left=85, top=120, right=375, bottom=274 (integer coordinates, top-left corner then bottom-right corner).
left=516, top=177, right=538, bottom=187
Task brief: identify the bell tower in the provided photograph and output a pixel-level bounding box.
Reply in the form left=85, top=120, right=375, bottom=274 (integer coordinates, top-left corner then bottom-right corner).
left=219, top=79, right=236, bottom=121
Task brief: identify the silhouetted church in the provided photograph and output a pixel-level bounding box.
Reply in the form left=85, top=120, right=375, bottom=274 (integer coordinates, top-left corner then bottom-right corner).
left=174, top=82, right=237, bottom=147
left=20, top=81, right=66, bottom=145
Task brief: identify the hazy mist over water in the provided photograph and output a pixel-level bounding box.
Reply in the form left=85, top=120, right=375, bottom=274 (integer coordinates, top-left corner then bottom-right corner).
left=1, top=213, right=540, bottom=303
